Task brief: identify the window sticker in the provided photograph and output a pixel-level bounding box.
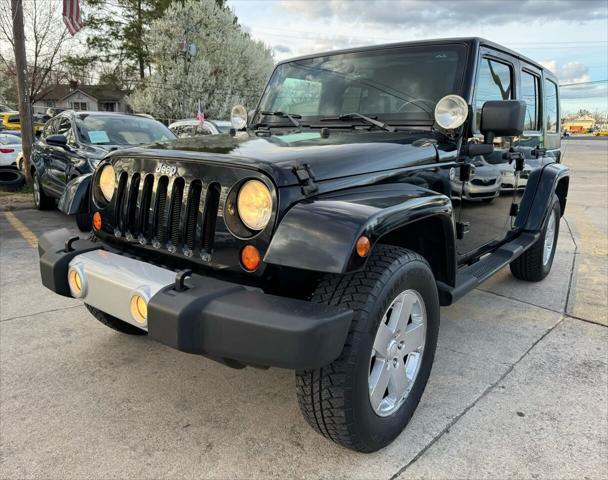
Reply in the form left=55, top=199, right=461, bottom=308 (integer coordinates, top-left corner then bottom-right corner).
left=88, top=130, right=110, bottom=143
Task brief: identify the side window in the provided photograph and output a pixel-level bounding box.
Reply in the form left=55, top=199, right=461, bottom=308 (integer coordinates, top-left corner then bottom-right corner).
left=521, top=71, right=540, bottom=131
left=475, top=58, right=513, bottom=130
left=545, top=79, right=559, bottom=133
left=194, top=123, right=214, bottom=136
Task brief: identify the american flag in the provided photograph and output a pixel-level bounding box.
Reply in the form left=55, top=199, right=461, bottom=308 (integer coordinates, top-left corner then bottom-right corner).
left=196, top=100, right=205, bottom=124
left=63, top=0, right=83, bottom=36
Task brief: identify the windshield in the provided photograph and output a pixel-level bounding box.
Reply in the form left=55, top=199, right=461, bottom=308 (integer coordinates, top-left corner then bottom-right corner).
left=258, top=44, right=467, bottom=125
left=75, top=114, right=175, bottom=145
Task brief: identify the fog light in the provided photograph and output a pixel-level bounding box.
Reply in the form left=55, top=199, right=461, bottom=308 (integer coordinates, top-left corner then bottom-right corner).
left=68, top=269, right=83, bottom=296
left=130, top=295, right=148, bottom=324
left=241, top=245, right=261, bottom=271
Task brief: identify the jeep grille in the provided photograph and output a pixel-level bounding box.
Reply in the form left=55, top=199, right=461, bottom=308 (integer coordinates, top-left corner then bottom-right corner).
left=113, top=170, right=222, bottom=257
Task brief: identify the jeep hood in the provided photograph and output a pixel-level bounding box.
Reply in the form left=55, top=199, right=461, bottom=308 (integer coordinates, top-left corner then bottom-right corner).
left=123, top=130, right=439, bottom=187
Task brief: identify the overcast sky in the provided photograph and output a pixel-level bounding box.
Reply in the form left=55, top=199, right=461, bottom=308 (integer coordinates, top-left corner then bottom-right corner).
left=228, top=0, right=608, bottom=115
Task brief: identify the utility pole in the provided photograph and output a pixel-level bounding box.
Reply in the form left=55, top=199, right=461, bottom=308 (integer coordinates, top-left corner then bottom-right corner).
left=11, top=0, right=34, bottom=183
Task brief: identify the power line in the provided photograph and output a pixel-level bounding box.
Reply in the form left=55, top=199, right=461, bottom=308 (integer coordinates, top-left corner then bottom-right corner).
left=560, top=80, right=608, bottom=87
left=251, top=27, right=608, bottom=49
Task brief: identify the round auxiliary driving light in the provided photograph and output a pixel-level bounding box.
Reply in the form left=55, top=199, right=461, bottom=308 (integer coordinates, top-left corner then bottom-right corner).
left=231, top=104, right=248, bottom=130
left=237, top=179, right=272, bottom=231
left=434, top=94, right=468, bottom=130
left=98, top=164, right=116, bottom=202
left=130, top=295, right=148, bottom=324
left=68, top=269, right=84, bottom=297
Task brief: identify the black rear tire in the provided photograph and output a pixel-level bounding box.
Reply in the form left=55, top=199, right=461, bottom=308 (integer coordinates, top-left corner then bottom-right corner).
left=0, top=167, right=25, bottom=191
left=85, top=304, right=147, bottom=335
left=295, top=245, right=439, bottom=452
left=510, top=195, right=560, bottom=282
left=33, top=170, right=55, bottom=210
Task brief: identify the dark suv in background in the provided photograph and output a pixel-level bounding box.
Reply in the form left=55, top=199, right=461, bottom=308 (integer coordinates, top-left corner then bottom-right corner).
left=30, top=111, right=174, bottom=229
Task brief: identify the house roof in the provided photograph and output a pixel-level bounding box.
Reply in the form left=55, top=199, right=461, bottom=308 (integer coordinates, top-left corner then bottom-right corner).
left=38, top=84, right=125, bottom=102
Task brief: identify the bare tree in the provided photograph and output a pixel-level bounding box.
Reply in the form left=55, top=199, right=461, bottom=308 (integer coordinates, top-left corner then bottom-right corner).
left=0, top=0, right=71, bottom=104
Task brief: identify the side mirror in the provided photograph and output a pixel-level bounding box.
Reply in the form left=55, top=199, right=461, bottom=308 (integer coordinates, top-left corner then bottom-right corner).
left=46, top=134, right=68, bottom=148
left=480, top=100, right=526, bottom=143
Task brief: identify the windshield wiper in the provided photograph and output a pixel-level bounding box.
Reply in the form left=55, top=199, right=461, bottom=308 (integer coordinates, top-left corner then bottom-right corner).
left=258, top=111, right=302, bottom=128
left=321, top=112, right=395, bottom=132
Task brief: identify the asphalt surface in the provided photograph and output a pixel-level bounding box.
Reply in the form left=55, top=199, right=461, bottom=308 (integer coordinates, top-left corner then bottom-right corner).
left=1, top=138, right=606, bottom=479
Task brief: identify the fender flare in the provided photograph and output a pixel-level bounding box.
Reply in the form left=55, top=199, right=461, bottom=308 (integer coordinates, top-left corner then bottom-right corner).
left=515, top=162, right=569, bottom=231
left=264, top=183, right=454, bottom=274
left=58, top=173, right=92, bottom=215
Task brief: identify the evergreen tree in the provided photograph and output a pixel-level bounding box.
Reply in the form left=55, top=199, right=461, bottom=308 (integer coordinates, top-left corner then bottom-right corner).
left=128, top=0, right=274, bottom=120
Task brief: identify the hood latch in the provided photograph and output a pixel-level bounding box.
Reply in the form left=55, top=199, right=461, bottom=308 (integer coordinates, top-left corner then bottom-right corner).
left=292, top=163, right=318, bottom=195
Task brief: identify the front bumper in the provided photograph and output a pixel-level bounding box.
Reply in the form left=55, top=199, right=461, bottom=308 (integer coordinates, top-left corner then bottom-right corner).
left=39, top=229, right=353, bottom=369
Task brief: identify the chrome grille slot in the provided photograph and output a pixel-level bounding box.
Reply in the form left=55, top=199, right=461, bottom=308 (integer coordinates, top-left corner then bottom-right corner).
left=202, top=183, right=221, bottom=253
left=184, top=180, right=202, bottom=251
left=126, top=173, right=140, bottom=235
left=168, top=177, right=185, bottom=247
left=138, top=174, right=154, bottom=237
left=154, top=176, right=169, bottom=244
left=114, top=172, right=128, bottom=231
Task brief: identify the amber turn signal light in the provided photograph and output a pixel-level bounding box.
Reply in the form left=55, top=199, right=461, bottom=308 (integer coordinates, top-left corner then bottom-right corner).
left=241, top=245, right=261, bottom=271
left=356, top=235, right=371, bottom=257
left=92, top=212, right=102, bottom=230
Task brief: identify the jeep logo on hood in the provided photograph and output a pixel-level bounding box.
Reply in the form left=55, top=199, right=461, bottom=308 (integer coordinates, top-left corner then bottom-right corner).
left=155, top=163, right=177, bottom=176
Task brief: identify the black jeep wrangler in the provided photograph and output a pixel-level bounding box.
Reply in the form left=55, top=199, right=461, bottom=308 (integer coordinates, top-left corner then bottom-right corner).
left=38, top=38, right=569, bottom=452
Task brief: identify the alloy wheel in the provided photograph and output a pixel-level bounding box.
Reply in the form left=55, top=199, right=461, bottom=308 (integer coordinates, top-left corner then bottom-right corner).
left=543, top=211, right=557, bottom=266
left=368, top=289, right=427, bottom=417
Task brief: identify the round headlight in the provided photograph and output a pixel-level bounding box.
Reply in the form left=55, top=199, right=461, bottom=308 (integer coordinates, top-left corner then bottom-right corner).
left=98, top=164, right=116, bottom=202
left=231, top=104, right=248, bottom=130
left=237, top=180, right=272, bottom=231
left=434, top=95, right=468, bottom=130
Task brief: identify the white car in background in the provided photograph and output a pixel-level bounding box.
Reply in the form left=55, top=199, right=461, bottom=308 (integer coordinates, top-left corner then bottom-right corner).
left=0, top=133, right=21, bottom=167
left=168, top=119, right=230, bottom=137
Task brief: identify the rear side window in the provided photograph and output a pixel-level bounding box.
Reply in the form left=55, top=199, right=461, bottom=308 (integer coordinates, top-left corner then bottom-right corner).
left=521, top=71, right=540, bottom=131
left=545, top=79, right=559, bottom=133
left=475, top=58, right=513, bottom=130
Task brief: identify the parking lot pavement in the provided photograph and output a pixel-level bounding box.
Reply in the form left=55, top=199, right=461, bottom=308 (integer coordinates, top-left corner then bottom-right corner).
left=0, top=139, right=606, bottom=479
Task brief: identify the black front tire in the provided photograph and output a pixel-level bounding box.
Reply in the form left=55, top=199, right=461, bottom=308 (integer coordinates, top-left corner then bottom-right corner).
left=85, top=304, right=147, bottom=335
left=295, top=245, right=440, bottom=452
left=510, top=195, right=561, bottom=282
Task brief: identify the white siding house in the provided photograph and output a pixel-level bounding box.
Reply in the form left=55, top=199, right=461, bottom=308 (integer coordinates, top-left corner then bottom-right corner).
left=33, top=83, right=128, bottom=115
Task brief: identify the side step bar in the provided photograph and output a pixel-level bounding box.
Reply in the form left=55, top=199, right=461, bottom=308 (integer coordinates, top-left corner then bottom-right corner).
left=437, top=232, right=540, bottom=306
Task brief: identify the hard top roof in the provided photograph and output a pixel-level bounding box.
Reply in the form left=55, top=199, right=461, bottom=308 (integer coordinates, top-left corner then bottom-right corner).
left=277, top=37, right=556, bottom=79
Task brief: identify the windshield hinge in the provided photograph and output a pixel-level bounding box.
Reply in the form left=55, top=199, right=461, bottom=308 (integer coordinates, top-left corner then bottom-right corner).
left=292, top=163, right=318, bottom=195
